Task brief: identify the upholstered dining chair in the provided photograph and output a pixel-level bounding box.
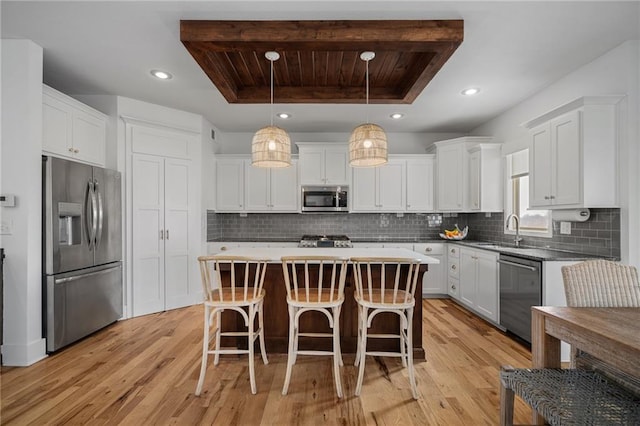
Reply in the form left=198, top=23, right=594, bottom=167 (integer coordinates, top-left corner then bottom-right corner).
left=350, top=256, right=422, bottom=400
left=280, top=256, right=349, bottom=398
left=195, top=255, right=269, bottom=396
left=562, top=259, right=640, bottom=368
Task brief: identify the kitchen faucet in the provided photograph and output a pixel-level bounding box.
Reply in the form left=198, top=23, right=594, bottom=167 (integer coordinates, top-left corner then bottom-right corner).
left=505, top=214, right=523, bottom=248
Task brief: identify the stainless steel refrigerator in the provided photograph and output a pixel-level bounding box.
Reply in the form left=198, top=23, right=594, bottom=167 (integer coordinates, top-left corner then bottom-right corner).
left=42, top=156, right=123, bottom=352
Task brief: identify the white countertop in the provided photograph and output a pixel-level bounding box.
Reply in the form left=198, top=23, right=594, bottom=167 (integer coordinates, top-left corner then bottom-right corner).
left=214, top=247, right=440, bottom=264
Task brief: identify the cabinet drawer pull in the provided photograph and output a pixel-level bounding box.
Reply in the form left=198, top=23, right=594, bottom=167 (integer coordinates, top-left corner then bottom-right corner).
left=220, top=246, right=227, bottom=251
left=160, top=230, right=164, bottom=240
left=425, top=247, right=433, bottom=252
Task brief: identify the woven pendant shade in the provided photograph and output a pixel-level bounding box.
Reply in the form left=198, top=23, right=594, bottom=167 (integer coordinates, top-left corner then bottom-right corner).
left=251, top=125, right=291, bottom=168
left=349, top=123, right=388, bottom=167
left=252, top=51, right=291, bottom=168
left=349, top=51, right=388, bottom=167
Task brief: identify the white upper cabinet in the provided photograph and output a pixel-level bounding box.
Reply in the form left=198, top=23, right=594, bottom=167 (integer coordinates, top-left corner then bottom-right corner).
left=42, top=85, right=106, bottom=166
left=246, top=160, right=298, bottom=212
left=525, top=96, right=623, bottom=209
left=216, top=157, right=245, bottom=212
left=297, top=143, right=349, bottom=185
left=435, top=141, right=467, bottom=211
left=406, top=156, right=435, bottom=212
left=217, top=156, right=298, bottom=212
left=433, top=137, right=501, bottom=212
left=468, top=144, right=502, bottom=212
left=351, top=159, right=405, bottom=212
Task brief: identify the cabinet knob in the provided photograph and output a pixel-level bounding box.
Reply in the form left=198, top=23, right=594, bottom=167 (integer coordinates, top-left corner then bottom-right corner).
left=221, top=246, right=227, bottom=251
left=544, top=196, right=550, bottom=200
left=451, top=285, right=456, bottom=290
left=74, top=149, right=79, bottom=153
left=550, top=195, right=555, bottom=200
left=451, top=265, right=457, bottom=270
left=450, top=248, right=456, bottom=254
left=68, top=147, right=74, bottom=152
left=425, top=247, right=433, bottom=252
left=407, top=204, right=411, bottom=207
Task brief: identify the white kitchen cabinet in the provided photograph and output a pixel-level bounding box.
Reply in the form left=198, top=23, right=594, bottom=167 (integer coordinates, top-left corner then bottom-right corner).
left=433, top=137, right=501, bottom=212
left=297, top=143, right=349, bottom=185
left=446, top=244, right=460, bottom=299
left=216, top=157, right=245, bottom=212
left=414, top=243, right=445, bottom=295
left=435, top=141, right=467, bottom=211
left=351, top=159, right=405, bottom=212
left=42, top=84, right=106, bottom=166
left=132, top=154, right=196, bottom=316
left=246, top=159, right=298, bottom=212
left=468, top=144, right=502, bottom=211
left=525, top=96, right=623, bottom=209
left=406, top=156, right=435, bottom=212
left=459, top=246, right=499, bottom=322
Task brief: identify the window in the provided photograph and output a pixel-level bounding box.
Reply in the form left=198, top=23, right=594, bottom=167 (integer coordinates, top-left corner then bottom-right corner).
left=505, top=150, right=552, bottom=237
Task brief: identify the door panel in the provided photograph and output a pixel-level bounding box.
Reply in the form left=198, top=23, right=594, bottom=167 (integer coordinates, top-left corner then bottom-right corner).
left=93, top=166, right=122, bottom=265
left=46, top=157, right=94, bottom=274
left=529, top=125, right=552, bottom=207
left=164, top=159, right=193, bottom=309
left=553, top=111, right=581, bottom=206
left=132, top=154, right=165, bottom=316
left=378, top=160, right=405, bottom=211
left=246, top=165, right=270, bottom=210
left=270, top=161, right=298, bottom=211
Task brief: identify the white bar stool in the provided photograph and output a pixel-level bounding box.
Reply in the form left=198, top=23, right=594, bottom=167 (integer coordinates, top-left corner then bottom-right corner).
left=351, top=256, right=422, bottom=399
left=195, top=255, right=269, bottom=396
left=280, top=256, right=349, bottom=398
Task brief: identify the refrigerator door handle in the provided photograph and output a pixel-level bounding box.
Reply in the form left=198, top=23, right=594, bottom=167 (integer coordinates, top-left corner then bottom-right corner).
left=95, top=180, right=104, bottom=250
left=85, top=180, right=97, bottom=250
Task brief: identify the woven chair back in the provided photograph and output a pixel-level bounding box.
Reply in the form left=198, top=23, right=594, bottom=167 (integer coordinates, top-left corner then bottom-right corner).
left=562, top=259, right=640, bottom=307
left=281, top=256, right=349, bottom=304
left=197, top=255, right=269, bottom=303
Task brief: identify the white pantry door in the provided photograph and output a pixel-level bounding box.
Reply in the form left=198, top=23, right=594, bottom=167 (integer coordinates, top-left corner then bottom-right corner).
left=132, top=154, right=193, bottom=316
left=132, top=154, right=165, bottom=316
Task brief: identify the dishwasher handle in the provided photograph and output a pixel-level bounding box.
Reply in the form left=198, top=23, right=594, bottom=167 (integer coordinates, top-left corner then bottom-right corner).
left=497, top=259, right=538, bottom=272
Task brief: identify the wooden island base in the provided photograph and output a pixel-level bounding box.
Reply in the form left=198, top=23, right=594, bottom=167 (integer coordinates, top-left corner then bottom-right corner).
left=220, top=263, right=426, bottom=361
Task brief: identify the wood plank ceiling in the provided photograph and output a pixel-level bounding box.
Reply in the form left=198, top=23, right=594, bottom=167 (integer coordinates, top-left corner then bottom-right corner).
left=180, top=20, right=464, bottom=104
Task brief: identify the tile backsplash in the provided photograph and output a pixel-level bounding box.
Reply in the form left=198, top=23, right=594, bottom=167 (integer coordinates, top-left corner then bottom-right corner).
left=207, top=208, right=620, bottom=258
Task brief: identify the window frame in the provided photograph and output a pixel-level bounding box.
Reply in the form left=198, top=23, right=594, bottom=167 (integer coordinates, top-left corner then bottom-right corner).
left=504, top=150, right=552, bottom=238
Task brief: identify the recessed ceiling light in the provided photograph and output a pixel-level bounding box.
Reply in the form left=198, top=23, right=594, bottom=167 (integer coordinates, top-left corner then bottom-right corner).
left=150, top=69, right=172, bottom=80
left=277, top=113, right=291, bottom=119
left=461, top=87, right=480, bottom=96
left=390, top=113, right=404, bottom=120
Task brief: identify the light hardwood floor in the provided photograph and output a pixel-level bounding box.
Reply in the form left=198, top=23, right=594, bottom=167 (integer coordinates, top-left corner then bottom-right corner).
left=1, top=299, right=533, bottom=425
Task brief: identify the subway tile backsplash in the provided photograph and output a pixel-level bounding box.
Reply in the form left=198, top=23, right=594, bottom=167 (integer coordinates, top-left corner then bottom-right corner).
left=207, top=208, right=620, bottom=258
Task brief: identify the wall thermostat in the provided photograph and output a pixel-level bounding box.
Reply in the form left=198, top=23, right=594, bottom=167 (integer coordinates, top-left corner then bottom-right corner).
left=0, top=194, right=16, bottom=207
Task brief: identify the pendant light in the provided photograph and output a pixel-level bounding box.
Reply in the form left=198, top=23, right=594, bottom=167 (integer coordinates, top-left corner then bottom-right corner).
left=349, top=51, right=388, bottom=167
left=252, top=51, right=291, bottom=168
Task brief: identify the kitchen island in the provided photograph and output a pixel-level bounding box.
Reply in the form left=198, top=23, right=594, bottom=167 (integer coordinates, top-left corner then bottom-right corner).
left=210, top=247, right=439, bottom=361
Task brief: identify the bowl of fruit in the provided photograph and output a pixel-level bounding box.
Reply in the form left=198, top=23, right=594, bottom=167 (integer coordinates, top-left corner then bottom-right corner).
left=439, top=224, right=468, bottom=240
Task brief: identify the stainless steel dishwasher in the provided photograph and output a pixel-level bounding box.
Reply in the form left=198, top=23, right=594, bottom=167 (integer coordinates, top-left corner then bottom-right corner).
left=497, top=254, right=542, bottom=344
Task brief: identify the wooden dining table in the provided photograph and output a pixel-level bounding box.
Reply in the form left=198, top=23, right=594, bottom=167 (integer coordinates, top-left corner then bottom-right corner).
left=531, top=306, right=640, bottom=424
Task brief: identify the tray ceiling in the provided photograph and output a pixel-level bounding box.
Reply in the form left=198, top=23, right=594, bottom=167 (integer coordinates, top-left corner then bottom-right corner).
left=180, top=20, right=463, bottom=104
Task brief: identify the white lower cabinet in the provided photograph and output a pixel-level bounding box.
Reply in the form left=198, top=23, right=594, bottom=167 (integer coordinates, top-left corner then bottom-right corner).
left=459, top=246, right=499, bottom=322
left=414, top=243, right=445, bottom=295
left=132, top=154, right=196, bottom=316
left=446, top=245, right=460, bottom=299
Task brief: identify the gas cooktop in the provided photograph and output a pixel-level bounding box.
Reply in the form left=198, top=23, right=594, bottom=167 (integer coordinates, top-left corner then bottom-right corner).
left=299, top=235, right=352, bottom=248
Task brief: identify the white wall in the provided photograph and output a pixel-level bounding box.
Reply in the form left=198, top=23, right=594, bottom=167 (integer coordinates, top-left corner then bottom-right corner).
left=471, top=40, right=640, bottom=267
left=216, top=131, right=463, bottom=154
left=0, top=40, right=47, bottom=366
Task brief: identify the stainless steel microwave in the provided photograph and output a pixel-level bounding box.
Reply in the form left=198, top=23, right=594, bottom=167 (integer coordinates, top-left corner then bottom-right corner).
left=301, top=186, right=348, bottom=212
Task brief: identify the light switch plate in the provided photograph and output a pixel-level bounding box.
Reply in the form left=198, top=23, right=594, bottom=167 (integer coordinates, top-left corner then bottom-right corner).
left=560, top=221, right=571, bottom=235
left=1, top=219, right=13, bottom=235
